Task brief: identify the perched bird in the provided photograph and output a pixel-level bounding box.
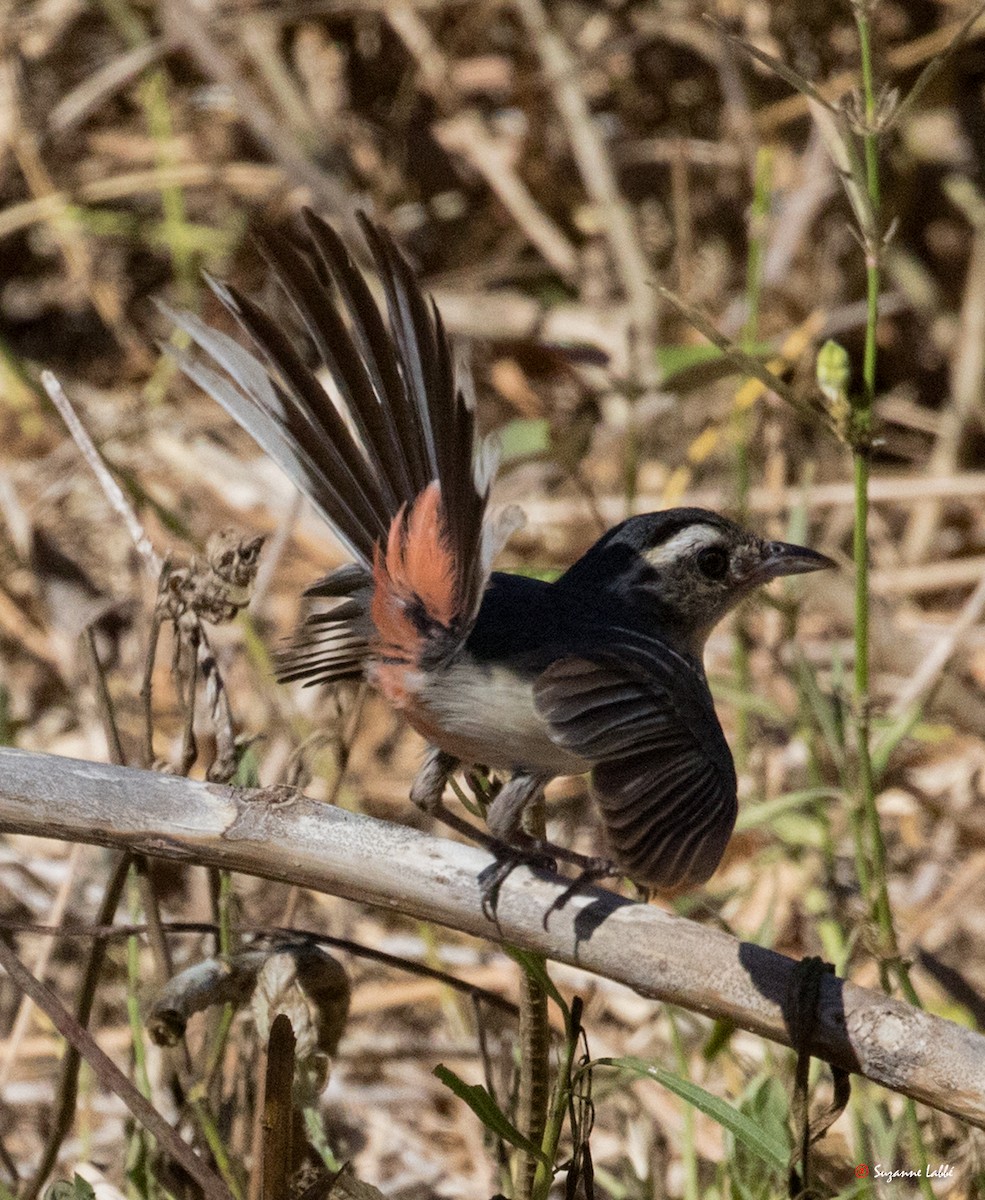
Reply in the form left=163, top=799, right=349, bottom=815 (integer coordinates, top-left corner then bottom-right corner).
left=166, top=211, right=833, bottom=891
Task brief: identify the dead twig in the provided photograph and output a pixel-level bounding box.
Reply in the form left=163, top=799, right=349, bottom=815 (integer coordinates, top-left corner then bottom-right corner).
left=46, top=371, right=257, bottom=779
left=41, top=372, right=159, bottom=577
left=19, top=851, right=131, bottom=1200
left=889, top=570, right=985, bottom=721
left=387, top=5, right=578, bottom=280
left=160, top=0, right=355, bottom=233
left=902, top=223, right=985, bottom=563
left=0, top=932, right=233, bottom=1200
left=512, top=0, right=656, bottom=353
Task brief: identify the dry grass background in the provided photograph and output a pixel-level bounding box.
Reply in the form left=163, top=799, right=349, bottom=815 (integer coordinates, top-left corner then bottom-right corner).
left=2, top=0, right=985, bottom=1197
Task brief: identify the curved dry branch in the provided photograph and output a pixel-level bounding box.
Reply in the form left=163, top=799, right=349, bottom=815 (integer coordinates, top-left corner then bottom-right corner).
left=1, top=747, right=983, bottom=1129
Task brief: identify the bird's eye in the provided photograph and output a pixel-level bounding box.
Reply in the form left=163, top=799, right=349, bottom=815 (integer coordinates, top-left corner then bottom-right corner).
left=696, top=546, right=729, bottom=581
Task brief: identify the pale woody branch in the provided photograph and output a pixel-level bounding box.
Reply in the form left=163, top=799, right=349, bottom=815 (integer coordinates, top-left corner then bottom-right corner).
left=0, top=747, right=983, bottom=1129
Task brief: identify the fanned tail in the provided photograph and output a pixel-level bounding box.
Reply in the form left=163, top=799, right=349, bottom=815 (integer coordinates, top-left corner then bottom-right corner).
left=165, top=211, right=497, bottom=686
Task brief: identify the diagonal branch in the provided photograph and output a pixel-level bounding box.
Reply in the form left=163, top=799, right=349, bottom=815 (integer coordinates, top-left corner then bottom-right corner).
left=0, top=931, right=233, bottom=1200
left=0, top=747, right=983, bottom=1129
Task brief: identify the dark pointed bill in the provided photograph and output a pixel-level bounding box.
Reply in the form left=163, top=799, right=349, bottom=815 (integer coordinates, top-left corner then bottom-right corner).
left=754, top=541, right=837, bottom=582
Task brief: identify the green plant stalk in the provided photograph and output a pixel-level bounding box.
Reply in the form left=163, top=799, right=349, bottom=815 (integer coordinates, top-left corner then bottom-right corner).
left=515, top=797, right=551, bottom=1200
left=302, top=1104, right=342, bottom=1173
left=732, top=146, right=772, bottom=767
left=203, top=870, right=237, bottom=1087
left=189, top=1096, right=245, bottom=1200
left=186, top=872, right=244, bottom=1196
left=904, top=1096, right=935, bottom=1200
left=850, top=3, right=909, bottom=997
left=419, top=919, right=471, bottom=1039
left=851, top=10, right=933, bottom=1180
left=125, top=868, right=157, bottom=1200
left=850, top=1094, right=875, bottom=1200
left=99, top=0, right=197, bottom=297
left=623, top=408, right=640, bottom=518
left=515, top=966, right=550, bottom=1200
left=668, top=1011, right=699, bottom=1200
left=531, top=1003, right=582, bottom=1200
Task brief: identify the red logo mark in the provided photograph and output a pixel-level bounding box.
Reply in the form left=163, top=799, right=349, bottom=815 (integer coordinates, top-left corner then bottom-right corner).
left=855, top=1164, right=869, bottom=1179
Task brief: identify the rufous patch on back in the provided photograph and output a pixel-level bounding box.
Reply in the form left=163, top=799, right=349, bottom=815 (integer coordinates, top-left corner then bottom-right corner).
left=370, top=483, right=459, bottom=666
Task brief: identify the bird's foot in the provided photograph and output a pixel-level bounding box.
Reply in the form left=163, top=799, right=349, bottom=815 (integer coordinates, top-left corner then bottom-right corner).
left=478, top=842, right=558, bottom=922
left=541, top=856, right=621, bottom=927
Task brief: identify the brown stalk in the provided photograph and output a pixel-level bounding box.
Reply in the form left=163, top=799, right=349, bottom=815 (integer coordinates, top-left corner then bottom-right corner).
left=0, top=934, right=233, bottom=1200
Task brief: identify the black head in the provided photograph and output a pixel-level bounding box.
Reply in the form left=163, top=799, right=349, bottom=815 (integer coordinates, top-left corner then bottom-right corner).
left=560, top=507, right=834, bottom=653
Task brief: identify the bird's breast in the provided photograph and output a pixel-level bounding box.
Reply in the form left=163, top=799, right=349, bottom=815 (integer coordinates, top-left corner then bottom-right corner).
left=380, top=655, right=591, bottom=776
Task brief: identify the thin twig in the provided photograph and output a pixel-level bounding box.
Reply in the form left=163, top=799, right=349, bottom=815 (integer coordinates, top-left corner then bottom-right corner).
left=889, top=569, right=985, bottom=718
left=41, top=371, right=159, bottom=578
left=0, top=162, right=284, bottom=241
left=387, top=5, right=579, bottom=280
left=83, top=626, right=125, bottom=766
left=0, top=844, right=84, bottom=1094
left=0, top=935, right=233, bottom=1200
left=20, top=851, right=131, bottom=1200
left=46, top=376, right=241, bottom=778
left=160, top=0, right=356, bottom=232
left=657, top=285, right=819, bottom=419
left=140, top=610, right=163, bottom=769
left=902, top=224, right=985, bottom=563
left=513, top=0, right=655, bottom=339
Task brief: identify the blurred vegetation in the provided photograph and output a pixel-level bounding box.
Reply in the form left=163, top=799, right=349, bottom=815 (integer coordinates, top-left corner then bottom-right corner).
left=2, top=1, right=985, bottom=1197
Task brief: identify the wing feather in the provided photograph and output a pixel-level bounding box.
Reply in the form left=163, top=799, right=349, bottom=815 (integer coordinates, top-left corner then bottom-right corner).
left=534, top=650, right=737, bottom=889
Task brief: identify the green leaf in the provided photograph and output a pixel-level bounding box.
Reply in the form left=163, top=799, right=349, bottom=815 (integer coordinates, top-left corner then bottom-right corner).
left=736, top=788, right=845, bottom=832
left=498, top=418, right=551, bottom=462
left=433, top=1065, right=550, bottom=1164
left=656, top=341, right=774, bottom=393
left=231, top=742, right=263, bottom=787
left=708, top=676, right=786, bottom=722
left=656, top=342, right=725, bottom=374
left=592, top=1057, right=789, bottom=1172
left=504, top=946, right=569, bottom=1021
left=44, top=1177, right=97, bottom=1200
left=730, top=1076, right=792, bottom=1200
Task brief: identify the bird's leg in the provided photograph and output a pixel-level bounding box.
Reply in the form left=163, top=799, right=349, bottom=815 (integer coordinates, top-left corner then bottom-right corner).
left=409, top=746, right=458, bottom=814
left=486, top=772, right=547, bottom=846
left=411, top=752, right=556, bottom=917
left=481, top=772, right=624, bottom=916
left=410, top=748, right=548, bottom=862
left=410, top=746, right=494, bottom=845
left=488, top=771, right=618, bottom=878
left=411, top=752, right=617, bottom=917
left=478, top=772, right=556, bottom=917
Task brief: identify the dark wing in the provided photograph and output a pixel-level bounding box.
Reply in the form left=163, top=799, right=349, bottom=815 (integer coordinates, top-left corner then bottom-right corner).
left=533, top=649, right=737, bottom=889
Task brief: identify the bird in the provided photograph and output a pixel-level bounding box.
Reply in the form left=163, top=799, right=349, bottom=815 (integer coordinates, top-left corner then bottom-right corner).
left=164, top=210, right=834, bottom=893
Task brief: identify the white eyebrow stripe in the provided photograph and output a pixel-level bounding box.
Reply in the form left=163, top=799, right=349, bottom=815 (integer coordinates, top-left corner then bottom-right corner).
left=643, top=525, right=726, bottom=568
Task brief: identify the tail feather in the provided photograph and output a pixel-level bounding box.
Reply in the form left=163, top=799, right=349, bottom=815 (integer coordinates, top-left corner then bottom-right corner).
left=358, top=216, right=441, bottom=482
left=169, top=210, right=500, bottom=687
left=205, top=277, right=392, bottom=546
left=255, top=229, right=403, bottom=514
left=164, top=316, right=382, bottom=565
left=303, top=212, right=430, bottom=497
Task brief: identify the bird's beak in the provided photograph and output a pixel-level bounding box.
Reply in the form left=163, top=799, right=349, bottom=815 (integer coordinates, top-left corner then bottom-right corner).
left=753, top=540, right=837, bottom=582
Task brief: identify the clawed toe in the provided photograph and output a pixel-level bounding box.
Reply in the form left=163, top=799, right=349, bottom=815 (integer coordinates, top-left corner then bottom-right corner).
left=541, top=858, right=620, bottom=927
left=478, top=844, right=558, bottom=920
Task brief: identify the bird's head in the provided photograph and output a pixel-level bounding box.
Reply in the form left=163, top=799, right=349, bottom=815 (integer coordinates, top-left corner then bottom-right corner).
left=560, top=507, right=835, bottom=654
